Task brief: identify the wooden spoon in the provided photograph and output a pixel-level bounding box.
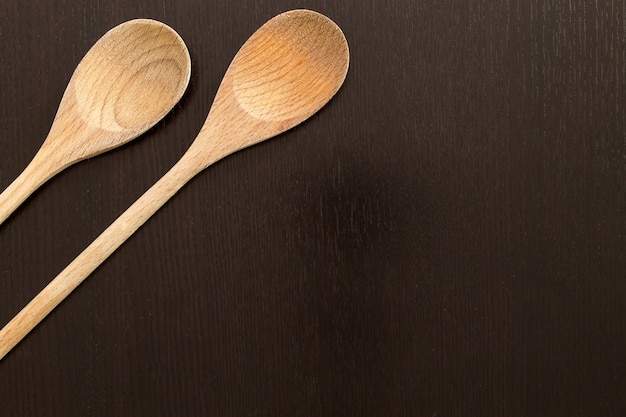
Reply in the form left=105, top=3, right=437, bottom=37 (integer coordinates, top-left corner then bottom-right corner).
left=0, top=19, right=191, bottom=225
left=0, top=9, right=349, bottom=359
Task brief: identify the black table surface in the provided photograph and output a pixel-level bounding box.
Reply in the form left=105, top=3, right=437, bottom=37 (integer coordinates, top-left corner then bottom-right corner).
left=1, top=1, right=625, bottom=416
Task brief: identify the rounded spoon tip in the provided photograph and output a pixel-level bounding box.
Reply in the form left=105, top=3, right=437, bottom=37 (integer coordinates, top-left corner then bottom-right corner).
left=232, top=9, right=349, bottom=123
left=68, top=19, right=191, bottom=137
left=0, top=19, right=191, bottom=226
left=195, top=9, right=350, bottom=157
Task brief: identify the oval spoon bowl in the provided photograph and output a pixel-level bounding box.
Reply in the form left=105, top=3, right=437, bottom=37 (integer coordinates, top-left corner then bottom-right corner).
left=0, top=19, right=191, bottom=225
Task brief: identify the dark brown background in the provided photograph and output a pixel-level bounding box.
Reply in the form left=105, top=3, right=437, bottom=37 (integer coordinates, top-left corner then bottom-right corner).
left=1, top=0, right=625, bottom=415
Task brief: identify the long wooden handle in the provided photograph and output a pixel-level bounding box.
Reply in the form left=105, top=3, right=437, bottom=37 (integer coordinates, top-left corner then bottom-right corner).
left=0, top=155, right=199, bottom=359
left=0, top=152, right=59, bottom=226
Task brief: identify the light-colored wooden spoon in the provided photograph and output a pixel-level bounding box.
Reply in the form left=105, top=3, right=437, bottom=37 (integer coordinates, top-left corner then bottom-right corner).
left=0, top=9, right=349, bottom=360
left=0, top=19, right=191, bottom=225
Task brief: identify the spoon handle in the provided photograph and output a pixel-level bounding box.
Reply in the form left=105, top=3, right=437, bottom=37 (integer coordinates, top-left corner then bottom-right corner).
left=0, top=152, right=60, bottom=225
left=0, top=154, right=200, bottom=359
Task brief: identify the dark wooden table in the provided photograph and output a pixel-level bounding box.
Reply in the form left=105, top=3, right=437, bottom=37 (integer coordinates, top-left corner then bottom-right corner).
left=1, top=1, right=624, bottom=415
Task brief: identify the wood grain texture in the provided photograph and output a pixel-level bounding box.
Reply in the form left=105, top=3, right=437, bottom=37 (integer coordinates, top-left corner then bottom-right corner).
left=0, top=0, right=624, bottom=416
left=0, top=19, right=190, bottom=225
left=0, top=9, right=348, bottom=361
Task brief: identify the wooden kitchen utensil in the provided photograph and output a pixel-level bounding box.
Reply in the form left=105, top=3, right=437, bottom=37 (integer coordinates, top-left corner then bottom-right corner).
left=0, top=19, right=191, bottom=225
left=0, top=10, right=349, bottom=359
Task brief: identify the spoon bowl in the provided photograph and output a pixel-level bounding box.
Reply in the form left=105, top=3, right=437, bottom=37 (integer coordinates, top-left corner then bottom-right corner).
left=0, top=9, right=349, bottom=360
left=193, top=9, right=349, bottom=164
left=0, top=19, right=191, bottom=225
left=54, top=19, right=191, bottom=155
